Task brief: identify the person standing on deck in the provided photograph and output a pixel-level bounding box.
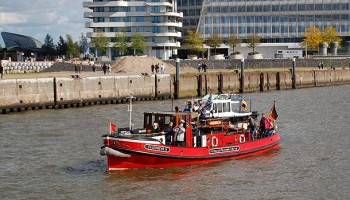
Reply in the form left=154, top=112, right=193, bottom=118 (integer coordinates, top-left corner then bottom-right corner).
left=161, top=121, right=173, bottom=145
left=259, top=113, right=273, bottom=138
left=247, top=115, right=257, bottom=141
left=174, top=122, right=185, bottom=146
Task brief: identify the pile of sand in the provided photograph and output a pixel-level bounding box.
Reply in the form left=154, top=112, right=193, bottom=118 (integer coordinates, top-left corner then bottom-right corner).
left=111, top=56, right=197, bottom=74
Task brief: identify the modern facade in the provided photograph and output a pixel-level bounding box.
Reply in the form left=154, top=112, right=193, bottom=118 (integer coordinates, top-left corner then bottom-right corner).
left=177, top=0, right=350, bottom=58
left=83, top=0, right=183, bottom=60
left=1, top=32, right=43, bottom=61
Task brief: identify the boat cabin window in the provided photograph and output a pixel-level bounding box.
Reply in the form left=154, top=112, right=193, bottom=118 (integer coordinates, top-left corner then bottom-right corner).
left=231, top=103, right=239, bottom=112
left=217, top=103, right=223, bottom=112
left=213, top=103, right=217, bottom=113
left=145, top=115, right=155, bottom=126
left=223, top=103, right=229, bottom=112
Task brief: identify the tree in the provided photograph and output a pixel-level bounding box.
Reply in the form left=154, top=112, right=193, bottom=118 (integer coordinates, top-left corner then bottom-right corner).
left=91, top=30, right=109, bottom=56
left=113, top=29, right=128, bottom=55
left=226, top=34, right=241, bottom=54
left=42, top=33, right=56, bottom=60
left=184, top=30, right=204, bottom=56
left=301, top=26, right=323, bottom=51
left=66, top=34, right=80, bottom=59
left=56, top=36, right=67, bottom=58
left=247, top=34, right=261, bottom=54
left=206, top=33, right=222, bottom=54
left=322, top=26, right=342, bottom=49
left=130, top=32, right=146, bottom=55
left=79, top=33, right=88, bottom=57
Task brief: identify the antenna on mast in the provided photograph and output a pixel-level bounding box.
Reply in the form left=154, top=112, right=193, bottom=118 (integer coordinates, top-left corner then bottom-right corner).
left=127, top=96, right=136, bottom=130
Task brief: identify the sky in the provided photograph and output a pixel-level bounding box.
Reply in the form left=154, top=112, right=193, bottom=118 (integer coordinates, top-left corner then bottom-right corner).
left=0, top=0, right=90, bottom=47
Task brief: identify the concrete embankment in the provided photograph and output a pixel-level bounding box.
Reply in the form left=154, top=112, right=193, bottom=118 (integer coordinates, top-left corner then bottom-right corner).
left=171, top=69, right=350, bottom=98
left=0, top=69, right=350, bottom=114
left=0, top=74, right=171, bottom=113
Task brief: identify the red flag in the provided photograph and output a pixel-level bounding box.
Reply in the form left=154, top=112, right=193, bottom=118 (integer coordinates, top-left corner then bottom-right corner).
left=268, top=101, right=278, bottom=123
left=110, top=123, right=117, bottom=133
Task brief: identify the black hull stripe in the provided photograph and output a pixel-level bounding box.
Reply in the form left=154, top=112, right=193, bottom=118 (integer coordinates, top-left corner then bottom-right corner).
left=106, top=139, right=280, bottom=159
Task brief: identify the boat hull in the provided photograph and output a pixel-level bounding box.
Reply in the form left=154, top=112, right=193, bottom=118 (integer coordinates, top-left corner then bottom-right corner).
left=103, top=133, right=280, bottom=170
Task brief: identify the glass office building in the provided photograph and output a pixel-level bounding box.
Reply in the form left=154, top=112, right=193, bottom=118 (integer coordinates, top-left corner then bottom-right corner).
left=177, top=0, right=350, bottom=58
left=83, top=0, right=183, bottom=60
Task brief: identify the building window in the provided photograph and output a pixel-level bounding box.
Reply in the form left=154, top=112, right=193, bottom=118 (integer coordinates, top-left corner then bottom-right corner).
left=272, top=5, right=279, bottom=12
left=123, top=17, right=131, bottom=22
left=264, top=5, right=271, bottom=12
left=110, top=7, right=118, bottom=12
left=298, top=4, right=305, bottom=11
left=247, top=16, right=254, bottom=24
left=136, top=6, right=145, bottom=12
left=96, top=17, right=104, bottom=22
left=110, top=17, right=120, bottom=22
left=238, top=6, right=245, bottom=12
left=152, top=16, right=160, bottom=23
left=341, top=14, right=349, bottom=20
left=306, top=4, right=314, bottom=11
left=230, top=6, right=237, bottom=12
left=324, top=4, right=331, bottom=10
left=247, top=6, right=253, bottom=12
left=341, top=3, right=349, bottom=10
left=281, top=5, right=288, bottom=11
left=255, top=5, right=262, bottom=12
left=96, top=7, right=104, bottom=12
left=289, top=5, right=296, bottom=11
left=152, top=26, right=161, bottom=33
left=152, top=6, right=160, bottom=13
left=315, top=4, right=322, bottom=11
left=122, top=7, right=131, bottom=12
left=264, top=26, right=271, bottom=33
left=332, top=4, right=340, bottom=10
left=136, top=17, right=144, bottom=22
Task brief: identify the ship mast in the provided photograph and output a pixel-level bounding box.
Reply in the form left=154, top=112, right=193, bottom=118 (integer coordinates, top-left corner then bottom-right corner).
left=127, top=96, right=136, bottom=130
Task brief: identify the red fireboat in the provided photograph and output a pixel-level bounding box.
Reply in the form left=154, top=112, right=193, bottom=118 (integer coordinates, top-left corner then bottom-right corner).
left=100, top=98, right=280, bottom=170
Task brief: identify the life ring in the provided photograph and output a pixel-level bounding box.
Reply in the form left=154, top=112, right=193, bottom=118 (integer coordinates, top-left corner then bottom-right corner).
left=239, top=134, right=245, bottom=143
left=211, top=136, right=218, bottom=147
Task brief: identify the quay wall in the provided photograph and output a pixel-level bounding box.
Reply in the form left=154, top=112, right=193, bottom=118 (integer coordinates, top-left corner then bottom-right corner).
left=165, top=58, right=350, bottom=69
left=1, top=70, right=350, bottom=113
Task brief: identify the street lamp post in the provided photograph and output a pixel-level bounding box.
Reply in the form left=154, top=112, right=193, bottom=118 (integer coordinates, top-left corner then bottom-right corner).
left=292, top=58, right=296, bottom=89
left=240, top=58, right=245, bottom=93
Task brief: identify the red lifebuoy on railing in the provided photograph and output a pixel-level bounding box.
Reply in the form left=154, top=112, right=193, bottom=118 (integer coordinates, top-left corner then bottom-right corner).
left=211, top=136, right=218, bottom=147
left=239, top=134, right=245, bottom=143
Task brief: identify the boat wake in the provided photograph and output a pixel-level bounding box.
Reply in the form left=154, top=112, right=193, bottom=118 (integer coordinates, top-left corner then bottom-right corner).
left=62, top=160, right=107, bottom=174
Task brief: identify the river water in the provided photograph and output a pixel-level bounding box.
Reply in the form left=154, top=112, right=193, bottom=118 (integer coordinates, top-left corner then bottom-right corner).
left=0, top=85, right=349, bottom=199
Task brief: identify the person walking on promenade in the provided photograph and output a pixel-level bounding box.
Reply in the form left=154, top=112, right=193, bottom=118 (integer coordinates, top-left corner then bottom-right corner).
left=79, top=64, right=82, bottom=74
left=318, top=62, right=321, bottom=69
left=102, top=63, right=107, bottom=75
left=0, top=61, right=4, bottom=80
left=156, top=63, right=160, bottom=73
left=197, top=63, right=201, bottom=72
left=75, top=64, right=78, bottom=73
left=203, top=62, right=207, bottom=72
left=151, top=63, right=155, bottom=73
left=92, top=64, right=96, bottom=72
left=108, top=64, right=111, bottom=75
left=161, top=63, right=165, bottom=74
left=321, top=62, right=324, bottom=69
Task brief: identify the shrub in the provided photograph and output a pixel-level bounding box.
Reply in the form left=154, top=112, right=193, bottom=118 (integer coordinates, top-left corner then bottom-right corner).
left=231, top=51, right=241, bottom=55
left=248, top=51, right=260, bottom=55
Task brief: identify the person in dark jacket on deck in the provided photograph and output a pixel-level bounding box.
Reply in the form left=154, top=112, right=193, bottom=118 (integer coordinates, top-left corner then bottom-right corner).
left=247, top=115, right=257, bottom=141
left=162, top=121, right=173, bottom=145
